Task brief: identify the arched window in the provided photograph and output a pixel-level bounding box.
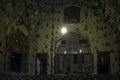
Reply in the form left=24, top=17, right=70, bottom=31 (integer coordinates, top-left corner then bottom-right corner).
left=64, top=6, right=80, bottom=23
left=55, top=32, right=93, bottom=74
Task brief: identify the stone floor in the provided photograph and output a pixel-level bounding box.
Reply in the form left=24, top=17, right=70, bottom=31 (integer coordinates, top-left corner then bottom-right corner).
left=0, top=74, right=119, bottom=80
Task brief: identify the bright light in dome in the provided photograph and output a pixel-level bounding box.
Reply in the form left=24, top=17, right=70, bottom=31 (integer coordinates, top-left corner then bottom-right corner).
left=61, top=27, right=67, bottom=34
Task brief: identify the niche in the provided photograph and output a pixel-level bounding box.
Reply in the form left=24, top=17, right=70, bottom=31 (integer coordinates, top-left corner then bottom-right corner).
left=64, top=6, right=80, bottom=23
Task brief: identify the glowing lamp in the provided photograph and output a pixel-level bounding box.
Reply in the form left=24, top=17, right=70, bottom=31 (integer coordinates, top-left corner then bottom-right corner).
left=61, top=27, right=67, bottom=34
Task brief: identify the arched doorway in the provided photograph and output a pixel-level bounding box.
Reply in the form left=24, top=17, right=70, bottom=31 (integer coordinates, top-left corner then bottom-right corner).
left=5, top=30, right=29, bottom=74
left=55, top=32, right=93, bottom=75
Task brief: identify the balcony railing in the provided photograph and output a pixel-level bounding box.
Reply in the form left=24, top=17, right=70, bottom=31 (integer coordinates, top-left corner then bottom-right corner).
left=0, top=74, right=119, bottom=80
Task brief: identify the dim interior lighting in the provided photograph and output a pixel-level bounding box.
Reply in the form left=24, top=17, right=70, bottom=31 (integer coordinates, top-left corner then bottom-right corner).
left=79, top=49, right=82, bottom=53
left=64, top=51, right=67, bottom=54
left=16, top=40, right=18, bottom=42
left=61, top=27, right=67, bottom=34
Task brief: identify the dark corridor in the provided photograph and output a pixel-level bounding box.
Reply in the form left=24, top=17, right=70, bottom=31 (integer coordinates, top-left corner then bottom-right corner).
left=10, top=52, right=22, bottom=72
left=36, top=53, right=47, bottom=75
left=97, top=52, right=110, bottom=74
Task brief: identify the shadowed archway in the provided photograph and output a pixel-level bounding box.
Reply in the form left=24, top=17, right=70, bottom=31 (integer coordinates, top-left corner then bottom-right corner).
left=55, top=32, right=93, bottom=75
left=5, top=29, right=29, bottom=74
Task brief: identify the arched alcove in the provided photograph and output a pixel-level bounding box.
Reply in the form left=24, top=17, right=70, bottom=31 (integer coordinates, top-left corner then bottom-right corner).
left=55, top=32, right=93, bottom=75
left=64, top=6, right=80, bottom=23
left=5, top=29, right=29, bottom=74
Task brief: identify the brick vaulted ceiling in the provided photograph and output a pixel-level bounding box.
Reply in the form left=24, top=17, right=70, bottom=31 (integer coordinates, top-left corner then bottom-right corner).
left=0, top=0, right=120, bottom=42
